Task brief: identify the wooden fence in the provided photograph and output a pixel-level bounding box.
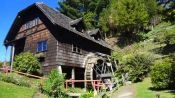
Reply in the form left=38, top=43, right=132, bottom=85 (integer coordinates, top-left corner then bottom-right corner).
left=0, top=66, right=43, bottom=79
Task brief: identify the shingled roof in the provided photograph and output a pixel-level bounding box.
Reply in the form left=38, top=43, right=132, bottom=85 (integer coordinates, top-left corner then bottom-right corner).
left=88, top=29, right=100, bottom=36
left=4, top=2, right=112, bottom=50
left=69, top=18, right=83, bottom=26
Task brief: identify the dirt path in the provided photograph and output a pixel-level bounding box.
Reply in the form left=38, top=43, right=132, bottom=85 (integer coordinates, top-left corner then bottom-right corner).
left=110, top=84, right=136, bottom=98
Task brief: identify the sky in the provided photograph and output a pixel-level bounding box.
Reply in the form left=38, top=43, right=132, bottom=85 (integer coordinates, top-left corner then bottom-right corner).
left=0, top=0, right=59, bottom=62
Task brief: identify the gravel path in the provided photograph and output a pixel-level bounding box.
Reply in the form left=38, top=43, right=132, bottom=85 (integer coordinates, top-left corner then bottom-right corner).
left=110, top=85, right=135, bottom=98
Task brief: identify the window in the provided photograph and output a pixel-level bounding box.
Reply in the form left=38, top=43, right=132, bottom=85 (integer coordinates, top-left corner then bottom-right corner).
left=37, top=40, right=47, bottom=52
left=32, top=17, right=39, bottom=26
left=72, top=44, right=81, bottom=54
left=24, top=17, right=39, bottom=29
left=72, top=44, right=77, bottom=52
left=25, top=22, right=30, bottom=29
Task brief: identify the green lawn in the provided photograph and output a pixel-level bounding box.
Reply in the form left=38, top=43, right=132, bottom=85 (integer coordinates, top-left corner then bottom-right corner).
left=135, top=78, right=175, bottom=98
left=0, top=73, right=49, bottom=98
left=0, top=81, right=36, bottom=98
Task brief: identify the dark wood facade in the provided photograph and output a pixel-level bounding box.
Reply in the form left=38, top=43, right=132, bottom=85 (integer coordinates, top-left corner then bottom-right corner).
left=4, top=2, right=112, bottom=75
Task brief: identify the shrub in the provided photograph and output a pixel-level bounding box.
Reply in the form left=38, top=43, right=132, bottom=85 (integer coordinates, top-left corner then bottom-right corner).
left=79, top=91, right=94, bottom=98
left=151, top=58, right=175, bottom=89
left=0, top=74, right=30, bottom=87
left=164, top=30, right=175, bottom=46
left=0, top=62, right=3, bottom=67
left=66, top=87, right=85, bottom=93
left=154, top=28, right=175, bottom=46
left=13, top=52, right=40, bottom=74
left=124, top=53, right=155, bottom=82
left=42, top=70, right=69, bottom=98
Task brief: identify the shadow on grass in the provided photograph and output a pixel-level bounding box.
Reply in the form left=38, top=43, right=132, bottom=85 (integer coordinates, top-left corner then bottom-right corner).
left=150, top=44, right=175, bottom=55
left=162, top=45, right=175, bottom=55
left=117, top=33, right=148, bottom=48
left=148, top=87, right=175, bottom=95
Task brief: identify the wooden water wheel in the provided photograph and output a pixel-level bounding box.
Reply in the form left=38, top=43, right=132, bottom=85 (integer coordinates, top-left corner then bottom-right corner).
left=84, top=53, right=116, bottom=89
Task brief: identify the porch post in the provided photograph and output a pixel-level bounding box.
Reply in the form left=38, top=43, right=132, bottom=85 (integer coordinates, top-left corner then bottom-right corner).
left=10, top=45, right=15, bottom=72
left=71, top=67, right=75, bottom=87
left=57, top=65, right=62, bottom=74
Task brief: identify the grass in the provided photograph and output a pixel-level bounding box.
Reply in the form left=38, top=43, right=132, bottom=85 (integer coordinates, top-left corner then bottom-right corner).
left=5, top=73, right=43, bottom=88
left=0, top=73, right=48, bottom=98
left=0, top=81, right=36, bottom=98
left=135, top=78, right=175, bottom=98
left=113, top=22, right=175, bottom=57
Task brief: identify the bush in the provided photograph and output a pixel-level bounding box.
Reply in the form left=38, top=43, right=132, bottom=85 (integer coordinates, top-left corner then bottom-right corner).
left=151, top=58, right=175, bottom=89
left=66, top=87, right=85, bottom=93
left=123, top=53, right=155, bottom=82
left=79, top=91, right=94, bottom=98
left=41, top=70, right=69, bottom=98
left=13, top=52, right=40, bottom=74
left=154, top=28, right=175, bottom=46
left=0, top=74, right=30, bottom=87
left=164, top=30, right=175, bottom=46
left=0, top=62, right=3, bottom=67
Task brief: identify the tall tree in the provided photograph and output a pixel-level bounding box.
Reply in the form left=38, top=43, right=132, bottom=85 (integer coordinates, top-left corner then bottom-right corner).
left=144, top=0, right=159, bottom=18
left=99, top=0, right=149, bottom=35
left=144, top=0, right=162, bottom=27
left=57, top=0, right=110, bottom=29
left=58, top=0, right=82, bottom=19
left=161, top=0, right=175, bottom=23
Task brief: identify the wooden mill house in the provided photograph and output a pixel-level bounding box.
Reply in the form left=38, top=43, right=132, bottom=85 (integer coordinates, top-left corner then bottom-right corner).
left=4, top=2, right=113, bottom=84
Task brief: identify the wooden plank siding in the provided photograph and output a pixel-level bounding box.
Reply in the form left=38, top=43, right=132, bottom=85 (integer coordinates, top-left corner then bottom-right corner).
left=12, top=17, right=111, bottom=74
left=4, top=3, right=112, bottom=75
left=14, top=18, right=58, bottom=74
left=56, top=41, right=86, bottom=67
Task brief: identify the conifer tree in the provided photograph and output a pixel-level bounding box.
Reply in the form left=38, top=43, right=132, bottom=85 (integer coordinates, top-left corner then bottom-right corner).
left=57, top=0, right=110, bottom=29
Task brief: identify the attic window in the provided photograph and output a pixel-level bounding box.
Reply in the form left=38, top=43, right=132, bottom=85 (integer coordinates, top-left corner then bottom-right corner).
left=72, top=44, right=81, bottom=54
left=75, top=26, right=83, bottom=33
left=94, top=36, right=100, bottom=40
left=25, top=17, right=39, bottom=29
left=25, top=22, right=30, bottom=29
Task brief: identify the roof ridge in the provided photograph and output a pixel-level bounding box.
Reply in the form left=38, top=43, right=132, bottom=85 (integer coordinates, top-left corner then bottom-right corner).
left=35, top=2, right=44, bottom=5
left=5, top=2, right=113, bottom=50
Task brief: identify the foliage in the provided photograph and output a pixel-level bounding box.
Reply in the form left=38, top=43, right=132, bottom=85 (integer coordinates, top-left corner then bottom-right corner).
left=123, top=53, right=155, bottom=82
left=58, top=0, right=82, bottom=19
left=160, top=0, right=175, bottom=22
left=58, top=0, right=110, bottom=29
left=144, top=0, right=162, bottom=27
left=144, top=0, right=159, bottom=18
left=78, top=91, right=94, bottom=98
left=13, top=52, right=41, bottom=75
left=102, top=94, right=109, bottom=98
left=0, top=74, right=30, bottom=87
left=151, top=58, right=175, bottom=89
left=99, top=0, right=149, bottom=35
left=66, top=87, right=85, bottom=93
left=112, top=51, right=124, bottom=62
left=164, top=30, right=175, bottom=45
left=153, top=25, right=175, bottom=47
left=153, top=30, right=166, bottom=44
left=42, top=70, right=69, bottom=98
left=83, top=12, right=96, bottom=29
left=0, top=62, right=3, bottom=67
left=135, top=78, right=175, bottom=98
left=0, top=62, right=10, bottom=67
